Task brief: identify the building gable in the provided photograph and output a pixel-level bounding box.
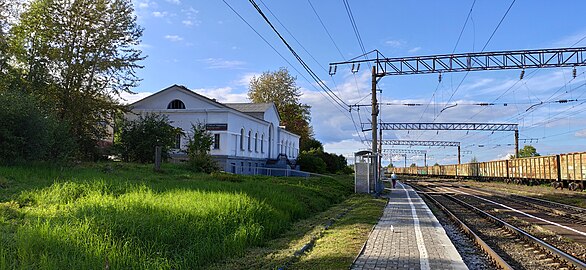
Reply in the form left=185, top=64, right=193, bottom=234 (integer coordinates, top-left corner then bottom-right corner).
left=130, top=85, right=225, bottom=111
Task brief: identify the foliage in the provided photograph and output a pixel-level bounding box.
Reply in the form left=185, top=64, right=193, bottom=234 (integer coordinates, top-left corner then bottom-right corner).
left=8, top=0, right=145, bottom=160
left=409, top=163, right=417, bottom=167
left=470, top=156, right=478, bottom=163
left=300, top=137, right=323, bottom=152
left=298, top=149, right=349, bottom=174
left=114, top=113, right=180, bottom=163
left=0, top=90, right=75, bottom=164
left=248, top=67, right=313, bottom=148
left=519, top=145, right=540, bottom=158
left=186, top=123, right=219, bottom=173
left=297, top=152, right=327, bottom=174
left=433, top=162, right=440, bottom=166
left=0, top=163, right=353, bottom=269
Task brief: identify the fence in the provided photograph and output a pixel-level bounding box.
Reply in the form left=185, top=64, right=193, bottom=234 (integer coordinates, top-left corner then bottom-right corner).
left=224, top=165, right=332, bottom=179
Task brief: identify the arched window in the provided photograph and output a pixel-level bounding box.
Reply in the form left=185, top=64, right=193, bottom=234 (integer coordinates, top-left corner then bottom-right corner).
left=254, top=133, right=258, bottom=152
left=261, top=134, right=265, bottom=153
left=167, top=99, right=185, bottom=109
left=248, top=130, right=252, bottom=151
left=240, top=128, right=245, bottom=150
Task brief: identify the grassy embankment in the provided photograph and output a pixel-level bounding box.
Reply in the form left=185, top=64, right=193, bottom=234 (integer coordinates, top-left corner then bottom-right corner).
left=0, top=163, right=354, bottom=269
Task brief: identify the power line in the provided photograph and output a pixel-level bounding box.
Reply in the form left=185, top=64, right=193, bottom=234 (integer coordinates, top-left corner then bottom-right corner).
left=246, top=0, right=349, bottom=110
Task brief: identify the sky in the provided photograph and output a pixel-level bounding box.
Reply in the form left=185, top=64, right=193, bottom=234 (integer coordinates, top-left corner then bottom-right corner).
left=124, top=0, right=586, bottom=166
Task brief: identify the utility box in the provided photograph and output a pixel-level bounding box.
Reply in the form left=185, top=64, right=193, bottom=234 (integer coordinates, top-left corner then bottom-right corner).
left=355, top=150, right=381, bottom=193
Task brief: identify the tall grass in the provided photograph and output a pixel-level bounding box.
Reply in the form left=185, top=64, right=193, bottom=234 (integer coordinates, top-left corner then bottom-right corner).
left=0, top=163, right=352, bottom=269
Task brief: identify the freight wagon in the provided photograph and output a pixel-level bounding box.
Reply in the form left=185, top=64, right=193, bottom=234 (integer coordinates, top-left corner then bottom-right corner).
left=391, top=151, right=586, bottom=191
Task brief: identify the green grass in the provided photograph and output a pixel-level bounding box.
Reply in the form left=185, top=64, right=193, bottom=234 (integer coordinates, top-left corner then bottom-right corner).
left=0, top=162, right=353, bottom=269
left=207, top=194, right=387, bottom=269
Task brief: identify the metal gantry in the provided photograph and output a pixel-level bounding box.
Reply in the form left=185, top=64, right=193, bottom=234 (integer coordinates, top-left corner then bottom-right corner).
left=330, top=46, right=586, bottom=183
left=361, top=122, right=518, bottom=132
left=374, top=140, right=461, bottom=164
left=330, top=47, right=586, bottom=76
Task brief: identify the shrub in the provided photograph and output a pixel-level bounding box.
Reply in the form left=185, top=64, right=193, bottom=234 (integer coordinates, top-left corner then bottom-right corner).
left=297, top=152, right=327, bottom=174
left=0, top=90, right=75, bottom=164
left=114, top=113, right=181, bottom=163
left=186, top=123, right=219, bottom=173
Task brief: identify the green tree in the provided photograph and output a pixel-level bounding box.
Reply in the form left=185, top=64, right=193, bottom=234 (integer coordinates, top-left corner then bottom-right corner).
left=10, top=0, right=145, bottom=159
left=409, top=163, right=417, bottom=167
left=186, top=123, right=218, bottom=173
left=0, top=90, right=74, bottom=164
left=300, top=137, right=323, bottom=152
left=297, top=152, right=327, bottom=174
left=470, top=156, right=478, bottom=163
left=248, top=67, right=313, bottom=148
left=511, top=145, right=540, bottom=159
left=114, top=113, right=180, bottom=163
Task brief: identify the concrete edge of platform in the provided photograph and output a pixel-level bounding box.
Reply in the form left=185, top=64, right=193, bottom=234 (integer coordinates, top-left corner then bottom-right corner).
left=350, top=196, right=390, bottom=268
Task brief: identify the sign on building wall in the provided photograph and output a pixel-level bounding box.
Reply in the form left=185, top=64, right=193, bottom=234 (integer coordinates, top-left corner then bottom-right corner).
left=205, top=123, right=228, bottom=131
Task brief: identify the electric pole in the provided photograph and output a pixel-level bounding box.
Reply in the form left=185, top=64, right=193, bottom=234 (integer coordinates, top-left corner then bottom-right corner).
left=371, top=66, right=379, bottom=184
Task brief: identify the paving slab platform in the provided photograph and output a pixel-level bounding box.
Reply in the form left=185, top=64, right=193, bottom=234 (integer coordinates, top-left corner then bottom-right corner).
left=352, top=181, right=468, bottom=270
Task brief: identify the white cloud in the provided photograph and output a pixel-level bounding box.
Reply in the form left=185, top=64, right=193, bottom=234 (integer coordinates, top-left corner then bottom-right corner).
left=118, top=91, right=153, bottom=104
left=385, top=39, right=404, bottom=48
left=152, top=11, right=169, bottom=17
left=193, top=87, right=249, bottom=103
left=182, top=20, right=193, bottom=26
left=166, top=0, right=180, bottom=4
left=408, top=47, right=421, bottom=53
left=164, top=35, right=183, bottom=42
left=235, top=72, right=261, bottom=86
left=552, top=30, right=586, bottom=47
left=575, top=129, right=586, bottom=137
left=200, top=58, right=246, bottom=69
left=138, top=2, right=149, bottom=8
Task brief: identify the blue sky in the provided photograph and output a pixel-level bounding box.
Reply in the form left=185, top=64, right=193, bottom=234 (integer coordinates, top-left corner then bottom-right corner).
left=126, top=0, right=586, bottom=166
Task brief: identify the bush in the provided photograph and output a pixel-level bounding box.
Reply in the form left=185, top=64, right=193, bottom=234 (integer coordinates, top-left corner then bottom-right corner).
left=186, top=123, right=219, bottom=173
left=297, top=152, right=327, bottom=174
left=114, top=113, right=181, bottom=163
left=0, top=91, right=75, bottom=164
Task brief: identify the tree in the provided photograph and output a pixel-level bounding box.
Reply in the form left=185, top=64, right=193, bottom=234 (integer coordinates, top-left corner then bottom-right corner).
left=511, top=145, right=540, bottom=159
left=114, top=113, right=181, bottom=163
left=248, top=67, right=313, bottom=148
left=300, top=137, right=323, bottom=152
left=186, top=123, right=219, bottom=173
left=470, top=156, right=478, bottom=163
left=10, top=0, right=145, bottom=159
left=0, top=90, right=75, bottom=164
left=409, top=163, right=417, bottom=167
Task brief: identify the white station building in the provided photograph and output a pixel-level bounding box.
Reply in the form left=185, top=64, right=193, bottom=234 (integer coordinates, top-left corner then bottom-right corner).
left=128, top=85, right=300, bottom=174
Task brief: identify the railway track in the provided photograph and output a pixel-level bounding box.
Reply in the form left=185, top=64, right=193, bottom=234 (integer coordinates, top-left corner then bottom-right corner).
left=412, top=182, right=586, bottom=270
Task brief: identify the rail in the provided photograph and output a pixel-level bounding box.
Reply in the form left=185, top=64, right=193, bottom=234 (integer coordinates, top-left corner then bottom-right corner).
left=447, top=194, right=586, bottom=269
left=411, top=185, right=512, bottom=269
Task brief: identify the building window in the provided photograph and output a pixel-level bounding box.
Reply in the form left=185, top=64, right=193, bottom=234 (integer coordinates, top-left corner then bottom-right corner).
left=240, top=128, right=245, bottom=150
left=248, top=131, right=252, bottom=151
left=167, top=99, right=185, bottom=109
left=254, top=133, right=258, bottom=152
left=174, top=134, right=181, bottom=149
left=213, top=134, right=220, bottom=149
left=261, top=134, right=264, bottom=153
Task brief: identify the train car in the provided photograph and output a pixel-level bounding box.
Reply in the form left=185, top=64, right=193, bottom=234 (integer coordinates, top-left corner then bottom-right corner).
left=393, top=150, right=586, bottom=191
left=559, top=152, right=586, bottom=190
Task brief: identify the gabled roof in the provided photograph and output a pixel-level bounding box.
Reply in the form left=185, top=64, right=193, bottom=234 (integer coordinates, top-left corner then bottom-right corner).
left=127, top=84, right=272, bottom=125
left=224, top=103, right=273, bottom=113
left=128, top=84, right=228, bottom=109
left=225, top=102, right=281, bottom=122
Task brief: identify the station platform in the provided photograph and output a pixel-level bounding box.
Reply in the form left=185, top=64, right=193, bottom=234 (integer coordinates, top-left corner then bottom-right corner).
left=352, top=181, right=468, bottom=270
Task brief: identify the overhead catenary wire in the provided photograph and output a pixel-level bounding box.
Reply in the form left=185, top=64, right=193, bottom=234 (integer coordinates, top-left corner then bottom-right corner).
left=245, top=0, right=350, bottom=111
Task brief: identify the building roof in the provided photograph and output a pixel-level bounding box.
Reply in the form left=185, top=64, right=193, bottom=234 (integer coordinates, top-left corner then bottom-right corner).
left=224, top=103, right=273, bottom=113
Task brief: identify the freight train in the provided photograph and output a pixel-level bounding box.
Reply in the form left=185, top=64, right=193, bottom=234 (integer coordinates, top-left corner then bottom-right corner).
left=391, top=151, right=586, bottom=191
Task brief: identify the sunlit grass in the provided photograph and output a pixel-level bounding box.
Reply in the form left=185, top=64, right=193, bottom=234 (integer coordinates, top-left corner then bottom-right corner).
left=0, top=163, right=352, bottom=269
